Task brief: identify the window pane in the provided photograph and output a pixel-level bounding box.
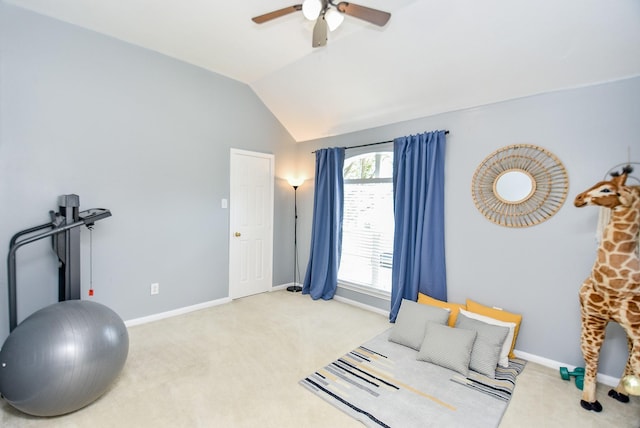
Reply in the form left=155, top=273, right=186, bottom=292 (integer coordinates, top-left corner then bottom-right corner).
left=343, top=152, right=393, bottom=179
left=379, top=154, right=393, bottom=178
left=339, top=151, right=394, bottom=294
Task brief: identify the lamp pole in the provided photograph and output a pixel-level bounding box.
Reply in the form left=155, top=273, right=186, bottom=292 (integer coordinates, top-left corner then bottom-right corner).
left=287, top=179, right=303, bottom=292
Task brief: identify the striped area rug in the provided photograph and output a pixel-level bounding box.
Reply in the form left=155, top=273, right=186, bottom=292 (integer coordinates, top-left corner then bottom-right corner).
left=300, top=329, right=525, bottom=428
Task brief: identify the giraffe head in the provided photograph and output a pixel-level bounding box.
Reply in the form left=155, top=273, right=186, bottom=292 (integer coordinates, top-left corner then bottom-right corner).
left=574, top=166, right=635, bottom=209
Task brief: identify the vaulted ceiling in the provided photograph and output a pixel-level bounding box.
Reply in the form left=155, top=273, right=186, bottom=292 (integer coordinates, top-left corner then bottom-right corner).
left=6, top=0, right=640, bottom=142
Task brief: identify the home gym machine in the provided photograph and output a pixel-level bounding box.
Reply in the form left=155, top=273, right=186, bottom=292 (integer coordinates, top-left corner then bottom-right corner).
left=7, top=194, right=111, bottom=331
left=1, top=194, right=129, bottom=418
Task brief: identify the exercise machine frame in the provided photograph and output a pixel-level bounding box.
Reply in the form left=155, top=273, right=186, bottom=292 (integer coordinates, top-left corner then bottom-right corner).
left=7, top=194, right=111, bottom=331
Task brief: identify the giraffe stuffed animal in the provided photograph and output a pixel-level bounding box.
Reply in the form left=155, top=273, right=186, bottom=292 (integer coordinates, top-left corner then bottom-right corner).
left=574, top=165, right=640, bottom=412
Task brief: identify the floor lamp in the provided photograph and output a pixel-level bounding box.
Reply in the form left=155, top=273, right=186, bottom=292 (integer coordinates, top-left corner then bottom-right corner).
left=286, top=178, right=304, bottom=292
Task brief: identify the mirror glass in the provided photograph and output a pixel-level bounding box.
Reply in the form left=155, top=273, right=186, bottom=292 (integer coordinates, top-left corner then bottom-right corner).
left=494, top=170, right=535, bottom=203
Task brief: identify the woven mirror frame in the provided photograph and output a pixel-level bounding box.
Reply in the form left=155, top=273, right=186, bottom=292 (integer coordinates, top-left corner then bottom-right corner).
left=472, top=144, right=569, bottom=228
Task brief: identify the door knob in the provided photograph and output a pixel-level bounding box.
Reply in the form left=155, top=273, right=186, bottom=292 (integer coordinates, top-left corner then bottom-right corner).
left=234, top=232, right=241, bottom=237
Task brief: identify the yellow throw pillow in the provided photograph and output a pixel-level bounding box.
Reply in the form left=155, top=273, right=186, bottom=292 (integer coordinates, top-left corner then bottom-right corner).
left=417, top=293, right=466, bottom=327
left=466, top=299, right=522, bottom=359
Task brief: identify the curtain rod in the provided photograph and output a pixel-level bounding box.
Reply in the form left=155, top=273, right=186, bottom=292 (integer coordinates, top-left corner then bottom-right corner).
left=311, top=130, right=449, bottom=153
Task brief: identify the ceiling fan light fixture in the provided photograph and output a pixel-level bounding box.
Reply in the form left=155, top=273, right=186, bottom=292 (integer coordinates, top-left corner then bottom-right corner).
left=325, top=8, right=344, bottom=31
left=302, top=0, right=322, bottom=21
left=252, top=2, right=391, bottom=48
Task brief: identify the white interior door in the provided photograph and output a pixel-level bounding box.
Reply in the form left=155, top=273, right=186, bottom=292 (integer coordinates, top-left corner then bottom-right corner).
left=229, top=149, right=274, bottom=299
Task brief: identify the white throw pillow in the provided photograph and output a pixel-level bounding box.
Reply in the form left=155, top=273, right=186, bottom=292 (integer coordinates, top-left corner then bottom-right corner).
left=459, top=308, right=516, bottom=368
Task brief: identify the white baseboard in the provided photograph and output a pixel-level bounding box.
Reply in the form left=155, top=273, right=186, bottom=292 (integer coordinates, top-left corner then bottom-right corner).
left=124, top=297, right=231, bottom=327
left=271, top=283, right=293, bottom=291
left=334, top=294, right=389, bottom=317
left=514, top=349, right=619, bottom=387
left=126, top=284, right=294, bottom=327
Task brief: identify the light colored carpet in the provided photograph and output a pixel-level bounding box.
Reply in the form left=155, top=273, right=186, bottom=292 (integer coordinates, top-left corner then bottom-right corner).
left=1, top=290, right=639, bottom=427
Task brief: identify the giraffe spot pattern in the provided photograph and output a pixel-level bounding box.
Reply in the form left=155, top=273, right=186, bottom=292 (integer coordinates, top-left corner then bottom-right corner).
left=624, top=305, right=640, bottom=324
left=609, top=254, right=628, bottom=269
left=619, top=241, right=638, bottom=253
left=613, top=230, right=634, bottom=242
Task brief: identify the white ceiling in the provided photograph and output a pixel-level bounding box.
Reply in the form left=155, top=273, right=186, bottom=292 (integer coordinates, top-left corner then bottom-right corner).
left=6, top=0, right=640, bottom=142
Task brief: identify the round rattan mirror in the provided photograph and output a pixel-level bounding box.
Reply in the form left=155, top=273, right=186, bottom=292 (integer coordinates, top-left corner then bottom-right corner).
left=472, top=144, right=568, bottom=227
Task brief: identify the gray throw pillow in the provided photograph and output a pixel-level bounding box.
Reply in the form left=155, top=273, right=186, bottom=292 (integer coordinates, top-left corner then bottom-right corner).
left=455, top=311, right=509, bottom=378
left=389, top=299, right=450, bottom=350
left=417, top=322, right=477, bottom=376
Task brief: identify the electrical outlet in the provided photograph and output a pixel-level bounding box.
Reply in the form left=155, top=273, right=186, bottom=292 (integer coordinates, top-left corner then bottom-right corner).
left=150, top=282, right=159, bottom=295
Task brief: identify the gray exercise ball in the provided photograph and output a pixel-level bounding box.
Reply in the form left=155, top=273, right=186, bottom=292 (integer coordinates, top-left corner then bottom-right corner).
left=0, top=300, right=129, bottom=417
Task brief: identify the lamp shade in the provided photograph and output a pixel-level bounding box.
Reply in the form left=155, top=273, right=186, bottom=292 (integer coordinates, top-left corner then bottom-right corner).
left=288, top=177, right=305, bottom=187
left=302, top=0, right=322, bottom=20
left=325, top=8, right=344, bottom=31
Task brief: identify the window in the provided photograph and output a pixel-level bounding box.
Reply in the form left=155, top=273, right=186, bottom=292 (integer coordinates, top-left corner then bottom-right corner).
left=338, top=150, right=394, bottom=295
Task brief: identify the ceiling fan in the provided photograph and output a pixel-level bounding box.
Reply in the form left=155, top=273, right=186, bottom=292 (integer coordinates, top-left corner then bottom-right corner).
left=251, top=1, right=391, bottom=48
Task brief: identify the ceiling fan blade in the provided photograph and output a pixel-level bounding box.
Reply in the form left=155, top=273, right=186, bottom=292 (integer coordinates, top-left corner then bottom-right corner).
left=312, top=15, right=328, bottom=47
left=252, top=5, right=303, bottom=24
left=336, top=2, right=391, bottom=26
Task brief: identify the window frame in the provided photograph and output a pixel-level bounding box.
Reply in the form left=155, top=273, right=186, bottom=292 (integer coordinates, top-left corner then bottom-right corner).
left=338, top=143, right=393, bottom=300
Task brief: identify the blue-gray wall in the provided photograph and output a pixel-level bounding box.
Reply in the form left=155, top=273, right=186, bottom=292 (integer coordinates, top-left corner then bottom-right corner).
left=0, top=3, right=297, bottom=339
left=295, top=76, right=640, bottom=377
